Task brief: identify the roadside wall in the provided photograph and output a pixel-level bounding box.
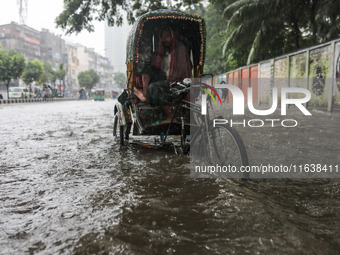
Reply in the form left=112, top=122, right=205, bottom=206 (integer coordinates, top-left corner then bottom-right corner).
left=213, top=38, right=340, bottom=111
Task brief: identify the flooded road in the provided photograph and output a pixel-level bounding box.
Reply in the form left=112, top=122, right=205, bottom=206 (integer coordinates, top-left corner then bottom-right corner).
left=1, top=100, right=340, bottom=254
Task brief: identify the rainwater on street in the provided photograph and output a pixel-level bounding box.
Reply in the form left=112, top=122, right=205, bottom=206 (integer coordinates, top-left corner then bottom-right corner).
left=1, top=100, right=340, bottom=254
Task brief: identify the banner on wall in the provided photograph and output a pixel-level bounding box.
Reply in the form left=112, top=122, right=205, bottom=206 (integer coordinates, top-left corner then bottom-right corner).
left=335, top=42, right=340, bottom=105
left=308, top=46, right=331, bottom=106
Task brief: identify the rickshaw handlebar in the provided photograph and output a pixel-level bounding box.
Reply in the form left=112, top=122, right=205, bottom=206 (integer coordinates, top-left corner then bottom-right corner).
left=170, top=81, right=189, bottom=95
left=170, top=81, right=202, bottom=96
left=170, top=81, right=187, bottom=88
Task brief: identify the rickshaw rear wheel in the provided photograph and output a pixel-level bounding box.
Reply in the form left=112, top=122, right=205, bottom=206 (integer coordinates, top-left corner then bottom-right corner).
left=189, top=121, right=249, bottom=179
left=208, top=123, right=249, bottom=179
left=113, top=112, right=124, bottom=146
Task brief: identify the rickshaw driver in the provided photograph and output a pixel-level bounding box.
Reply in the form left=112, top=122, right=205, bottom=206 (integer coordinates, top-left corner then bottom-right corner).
left=133, top=27, right=192, bottom=125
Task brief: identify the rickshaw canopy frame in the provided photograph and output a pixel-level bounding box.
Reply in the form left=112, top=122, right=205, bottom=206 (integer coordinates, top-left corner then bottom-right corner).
left=126, top=9, right=206, bottom=67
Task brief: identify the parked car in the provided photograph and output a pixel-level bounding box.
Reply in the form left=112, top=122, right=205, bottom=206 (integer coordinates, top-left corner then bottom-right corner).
left=8, top=87, right=30, bottom=99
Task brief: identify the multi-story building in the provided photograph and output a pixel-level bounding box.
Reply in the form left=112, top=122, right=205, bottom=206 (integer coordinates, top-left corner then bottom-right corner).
left=0, top=22, right=40, bottom=61
left=65, top=42, right=79, bottom=91
left=0, top=22, right=114, bottom=95
left=0, top=22, right=40, bottom=90
left=104, top=20, right=129, bottom=74
left=40, top=28, right=67, bottom=70
left=96, top=53, right=113, bottom=91
left=77, top=45, right=114, bottom=92
left=77, top=46, right=96, bottom=73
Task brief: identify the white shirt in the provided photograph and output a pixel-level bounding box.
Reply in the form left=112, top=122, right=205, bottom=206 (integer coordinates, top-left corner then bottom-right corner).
left=161, top=51, right=171, bottom=78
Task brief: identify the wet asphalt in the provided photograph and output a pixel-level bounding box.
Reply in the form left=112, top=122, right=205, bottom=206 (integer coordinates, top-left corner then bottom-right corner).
left=0, top=100, right=339, bottom=254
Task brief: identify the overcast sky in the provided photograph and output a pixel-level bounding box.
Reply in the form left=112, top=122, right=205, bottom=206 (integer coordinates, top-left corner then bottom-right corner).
left=0, top=0, right=106, bottom=55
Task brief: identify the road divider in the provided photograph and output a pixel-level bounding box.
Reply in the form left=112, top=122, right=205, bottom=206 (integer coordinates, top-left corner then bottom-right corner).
left=0, top=98, right=83, bottom=104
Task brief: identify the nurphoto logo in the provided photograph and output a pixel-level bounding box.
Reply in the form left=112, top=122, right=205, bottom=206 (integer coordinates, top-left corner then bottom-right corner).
left=200, top=83, right=312, bottom=128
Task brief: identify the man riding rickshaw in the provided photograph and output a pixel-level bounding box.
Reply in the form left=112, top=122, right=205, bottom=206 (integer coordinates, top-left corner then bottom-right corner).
left=113, top=9, right=249, bottom=177
left=133, top=26, right=193, bottom=125
left=113, top=9, right=206, bottom=147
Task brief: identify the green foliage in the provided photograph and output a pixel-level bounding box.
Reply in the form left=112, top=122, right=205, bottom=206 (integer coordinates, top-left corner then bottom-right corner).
left=78, top=71, right=92, bottom=90
left=56, top=0, right=202, bottom=34
left=88, top=69, right=100, bottom=85
left=113, top=73, right=126, bottom=89
left=55, top=63, right=67, bottom=83
left=0, top=49, right=26, bottom=94
left=78, top=69, right=100, bottom=91
left=187, top=3, right=238, bottom=75
left=22, top=60, right=44, bottom=85
left=185, top=2, right=240, bottom=75
left=56, top=0, right=340, bottom=73
left=223, top=0, right=340, bottom=66
left=40, top=62, right=56, bottom=84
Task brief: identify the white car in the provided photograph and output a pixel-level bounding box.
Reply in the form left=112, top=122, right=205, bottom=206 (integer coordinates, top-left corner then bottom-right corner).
left=8, top=87, right=30, bottom=99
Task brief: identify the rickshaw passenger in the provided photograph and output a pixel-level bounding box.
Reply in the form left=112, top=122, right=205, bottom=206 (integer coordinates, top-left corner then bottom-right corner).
left=134, top=27, right=192, bottom=124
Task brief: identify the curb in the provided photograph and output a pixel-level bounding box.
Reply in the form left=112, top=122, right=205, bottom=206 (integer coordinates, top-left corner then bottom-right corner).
left=0, top=98, right=80, bottom=104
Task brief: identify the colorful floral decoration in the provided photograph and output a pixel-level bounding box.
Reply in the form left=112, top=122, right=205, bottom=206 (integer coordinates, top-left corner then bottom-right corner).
left=126, top=9, right=206, bottom=67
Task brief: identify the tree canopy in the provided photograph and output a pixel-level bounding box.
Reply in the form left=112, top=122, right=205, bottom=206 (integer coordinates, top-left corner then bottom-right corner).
left=0, top=49, right=26, bottom=95
left=22, top=60, right=44, bottom=85
left=113, top=73, right=126, bottom=89
left=188, top=3, right=239, bottom=74
left=56, top=0, right=340, bottom=73
left=223, top=0, right=340, bottom=65
left=78, top=69, right=100, bottom=91
left=56, top=0, right=201, bottom=34
left=40, top=62, right=56, bottom=84
left=55, top=63, right=67, bottom=86
left=88, top=69, right=100, bottom=85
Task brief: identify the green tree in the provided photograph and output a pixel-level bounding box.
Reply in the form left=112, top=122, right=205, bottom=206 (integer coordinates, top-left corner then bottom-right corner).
left=222, top=0, right=340, bottom=65
left=88, top=69, right=100, bottom=86
left=222, top=0, right=302, bottom=65
left=56, top=0, right=340, bottom=72
left=78, top=70, right=100, bottom=91
left=55, top=63, right=67, bottom=90
left=113, top=73, right=126, bottom=89
left=78, top=71, right=93, bottom=90
left=22, top=59, right=44, bottom=85
left=310, top=0, right=340, bottom=43
left=40, top=62, right=56, bottom=84
left=187, top=3, right=238, bottom=75
left=0, top=49, right=26, bottom=97
left=56, top=0, right=202, bottom=34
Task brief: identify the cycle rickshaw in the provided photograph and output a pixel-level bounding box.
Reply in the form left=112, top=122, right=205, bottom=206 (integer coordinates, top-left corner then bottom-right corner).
left=113, top=10, right=248, bottom=174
